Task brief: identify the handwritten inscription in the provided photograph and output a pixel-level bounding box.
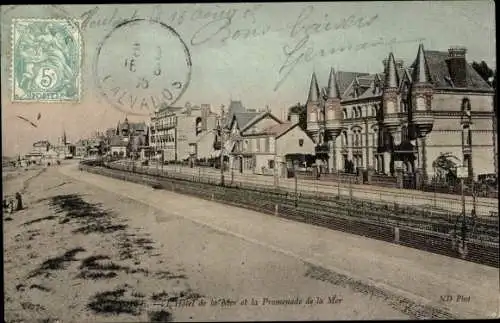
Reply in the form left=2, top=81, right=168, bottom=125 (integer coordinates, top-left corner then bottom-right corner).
left=85, top=5, right=425, bottom=95
left=275, top=35, right=426, bottom=91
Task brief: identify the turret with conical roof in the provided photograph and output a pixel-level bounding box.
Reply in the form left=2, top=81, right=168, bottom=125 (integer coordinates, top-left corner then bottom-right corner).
left=384, top=53, right=400, bottom=89
left=325, top=68, right=342, bottom=138
left=326, top=68, right=341, bottom=99
left=306, top=72, right=321, bottom=137
left=411, top=44, right=434, bottom=138
left=382, top=52, right=401, bottom=138
left=307, top=72, right=320, bottom=102
left=412, top=44, right=432, bottom=85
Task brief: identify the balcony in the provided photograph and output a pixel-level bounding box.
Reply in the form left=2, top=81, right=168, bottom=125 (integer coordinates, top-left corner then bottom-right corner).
left=325, top=119, right=342, bottom=138
left=156, top=123, right=176, bottom=131
left=412, top=111, right=434, bottom=137
left=306, top=121, right=320, bottom=134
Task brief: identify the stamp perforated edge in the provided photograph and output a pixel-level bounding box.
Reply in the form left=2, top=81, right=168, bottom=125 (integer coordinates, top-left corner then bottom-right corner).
left=10, top=18, right=83, bottom=103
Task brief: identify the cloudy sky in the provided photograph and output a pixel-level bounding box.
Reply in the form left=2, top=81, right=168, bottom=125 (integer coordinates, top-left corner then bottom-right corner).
left=1, top=1, right=496, bottom=156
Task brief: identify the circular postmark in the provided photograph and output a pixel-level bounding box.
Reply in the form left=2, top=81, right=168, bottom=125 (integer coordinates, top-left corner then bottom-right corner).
left=94, top=18, right=192, bottom=116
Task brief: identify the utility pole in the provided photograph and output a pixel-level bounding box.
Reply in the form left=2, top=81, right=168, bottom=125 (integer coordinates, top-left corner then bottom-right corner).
left=294, top=161, right=298, bottom=207
left=219, top=105, right=225, bottom=186
left=273, top=139, right=278, bottom=189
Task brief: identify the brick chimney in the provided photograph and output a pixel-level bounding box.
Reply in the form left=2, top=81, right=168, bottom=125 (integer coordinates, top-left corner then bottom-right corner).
left=290, top=112, right=300, bottom=124
left=447, top=46, right=468, bottom=88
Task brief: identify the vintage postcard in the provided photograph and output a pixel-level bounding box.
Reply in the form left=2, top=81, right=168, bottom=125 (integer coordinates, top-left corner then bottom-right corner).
left=1, top=2, right=498, bottom=322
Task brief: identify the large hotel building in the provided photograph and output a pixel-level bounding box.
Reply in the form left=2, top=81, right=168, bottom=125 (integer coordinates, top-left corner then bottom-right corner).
left=305, top=44, right=496, bottom=183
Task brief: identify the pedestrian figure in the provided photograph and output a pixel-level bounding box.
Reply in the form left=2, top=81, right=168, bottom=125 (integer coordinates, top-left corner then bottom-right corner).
left=15, top=192, right=23, bottom=211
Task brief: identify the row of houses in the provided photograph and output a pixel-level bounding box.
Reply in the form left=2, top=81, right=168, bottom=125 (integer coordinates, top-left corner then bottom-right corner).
left=146, top=101, right=316, bottom=176
left=79, top=44, right=496, bottom=183
left=72, top=101, right=315, bottom=178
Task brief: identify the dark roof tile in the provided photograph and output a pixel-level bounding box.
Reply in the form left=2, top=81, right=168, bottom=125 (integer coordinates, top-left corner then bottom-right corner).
left=417, top=50, right=492, bottom=90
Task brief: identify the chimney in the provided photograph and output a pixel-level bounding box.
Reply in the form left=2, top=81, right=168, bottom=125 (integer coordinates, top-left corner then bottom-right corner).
left=201, top=104, right=210, bottom=131
left=447, top=46, right=468, bottom=88
left=290, top=113, right=300, bottom=124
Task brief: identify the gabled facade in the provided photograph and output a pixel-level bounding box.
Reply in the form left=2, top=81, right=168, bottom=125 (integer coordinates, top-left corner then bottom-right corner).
left=229, top=111, right=315, bottom=175
left=305, top=44, right=495, bottom=183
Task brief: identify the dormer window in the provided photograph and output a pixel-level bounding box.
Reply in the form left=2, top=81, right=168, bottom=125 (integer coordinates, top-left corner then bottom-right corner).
left=374, top=79, right=380, bottom=93
left=342, top=109, right=348, bottom=120
left=444, top=76, right=455, bottom=87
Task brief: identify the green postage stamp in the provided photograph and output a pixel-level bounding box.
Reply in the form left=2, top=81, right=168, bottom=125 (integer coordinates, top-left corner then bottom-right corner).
left=11, top=19, right=82, bottom=102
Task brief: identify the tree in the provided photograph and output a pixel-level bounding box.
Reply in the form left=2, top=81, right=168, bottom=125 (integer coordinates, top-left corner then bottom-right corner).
left=287, top=102, right=307, bottom=131
left=432, top=152, right=461, bottom=184
left=471, top=61, right=494, bottom=86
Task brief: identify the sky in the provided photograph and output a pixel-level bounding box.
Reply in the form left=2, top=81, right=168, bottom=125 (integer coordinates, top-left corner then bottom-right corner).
left=1, top=1, right=496, bottom=157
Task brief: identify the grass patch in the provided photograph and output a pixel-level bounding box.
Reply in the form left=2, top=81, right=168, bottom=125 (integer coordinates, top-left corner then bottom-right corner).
left=29, top=284, right=51, bottom=292
left=28, top=247, right=85, bottom=279
left=49, top=194, right=128, bottom=235
left=87, top=287, right=144, bottom=316
left=22, top=215, right=57, bottom=226
left=148, top=310, right=172, bottom=322
left=154, top=271, right=187, bottom=280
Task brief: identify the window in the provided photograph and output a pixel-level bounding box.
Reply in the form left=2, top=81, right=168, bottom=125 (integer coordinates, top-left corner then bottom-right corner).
left=343, top=109, right=348, bottom=120
left=265, top=137, right=270, bottom=152
left=268, top=160, right=275, bottom=169
left=256, top=138, right=260, bottom=152
left=299, top=139, right=304, bottom=147
left=342, top=132, right=348, bottom=147
left=401, top=125, right=408, bottom=142
left=195, top=117, right=202, bottom=135
left=461, top=97, right=471, bottom=119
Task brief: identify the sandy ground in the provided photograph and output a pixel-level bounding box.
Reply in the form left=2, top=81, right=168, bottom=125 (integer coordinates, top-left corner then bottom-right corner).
left=3, top=163, right=498, bottom=322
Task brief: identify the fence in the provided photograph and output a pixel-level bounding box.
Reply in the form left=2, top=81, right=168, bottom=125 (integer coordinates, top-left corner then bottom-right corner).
left=80, top=160, right=499, bottom=268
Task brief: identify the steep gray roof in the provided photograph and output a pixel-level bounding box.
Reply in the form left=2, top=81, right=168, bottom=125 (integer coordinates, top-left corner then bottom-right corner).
left=232, top=112, right=261, bottom=130
left=225, top=100, right=247, bottom=127
left=336, top=71, right=370, bottom=98
left=418, top=50, right=493, bottom=90
left=109, top=136, right=128, bottom=147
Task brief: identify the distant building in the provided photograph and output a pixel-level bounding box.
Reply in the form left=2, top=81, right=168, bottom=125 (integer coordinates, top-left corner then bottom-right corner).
left=150, top=103, right=217, bottom=162
left=109, top=136, right=128, bottom=157
left=108, top=117, right=150, bottom=158
left=224, top=108, right=315, bottom=175
left=305, top=44, right=496, bottom=184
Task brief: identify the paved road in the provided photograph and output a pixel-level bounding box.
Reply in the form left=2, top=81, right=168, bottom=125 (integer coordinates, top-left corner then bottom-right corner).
left=63, top=163, right=499, bottom=319
left=115, top=161, right=498, bottom=218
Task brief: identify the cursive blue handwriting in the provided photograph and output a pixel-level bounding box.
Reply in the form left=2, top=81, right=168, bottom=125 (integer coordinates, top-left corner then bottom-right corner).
left=274, top=36, right=426, bottom=92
